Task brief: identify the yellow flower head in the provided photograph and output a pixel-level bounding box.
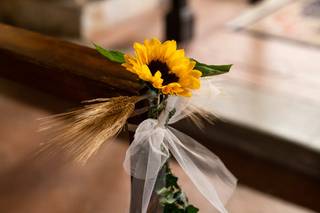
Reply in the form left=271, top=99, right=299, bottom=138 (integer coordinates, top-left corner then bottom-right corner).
left=122, top=38, right=202, bottom=96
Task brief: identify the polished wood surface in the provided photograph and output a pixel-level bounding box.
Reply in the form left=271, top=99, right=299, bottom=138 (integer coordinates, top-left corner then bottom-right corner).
left=0, top=23, right=142, bottom=101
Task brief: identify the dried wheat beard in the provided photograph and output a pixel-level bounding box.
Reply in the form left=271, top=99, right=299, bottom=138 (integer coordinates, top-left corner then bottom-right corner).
left=37, top=96, right=140, bottom=164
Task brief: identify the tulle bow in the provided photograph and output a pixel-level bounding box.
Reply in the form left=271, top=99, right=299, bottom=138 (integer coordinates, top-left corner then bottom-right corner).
left=124, top=83, right=237, bottom=213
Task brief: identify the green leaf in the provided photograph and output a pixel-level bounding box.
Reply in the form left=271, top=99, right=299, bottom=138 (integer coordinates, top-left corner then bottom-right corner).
left=194, top=60, right=232, bottom=77
left=176, top=192, right=187, bottom=205
left=160, top=163, right=200, bottom=212
left=157, top=187, right=170, bottom=196
left=186, top=205, right=199, bottom=213
left=163, top=196, right=177, bottom=204
left=166, top=173, right=178, bottom=187
left=94, top=43, right=125, bottom=63
left=164, top=204, right=184, bottom=213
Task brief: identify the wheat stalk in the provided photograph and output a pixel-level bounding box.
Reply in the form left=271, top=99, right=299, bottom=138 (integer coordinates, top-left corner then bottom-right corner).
left=38, top=96, right=141, bottom=164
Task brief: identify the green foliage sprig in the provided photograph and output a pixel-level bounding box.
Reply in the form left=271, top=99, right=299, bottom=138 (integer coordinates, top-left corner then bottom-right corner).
left=157, top=163, right=199, bottom=213
left=94, top=44, right=125, bottom=63
left=193, top=60, right=232, bottom=77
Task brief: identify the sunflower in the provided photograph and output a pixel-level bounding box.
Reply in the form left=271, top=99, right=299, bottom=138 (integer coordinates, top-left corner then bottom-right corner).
left=122, top=38, right=202, bottom=97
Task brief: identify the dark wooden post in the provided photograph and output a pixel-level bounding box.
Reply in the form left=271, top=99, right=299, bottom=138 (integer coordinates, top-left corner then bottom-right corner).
left=248, top=0, right=262, bottom=4
left=165, top=0, right=194, bottom=43
left=127, top=101, right=165, bottom=213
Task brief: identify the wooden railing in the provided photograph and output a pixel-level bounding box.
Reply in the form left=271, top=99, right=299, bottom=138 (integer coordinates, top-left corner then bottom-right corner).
left=0, top=23, right=142, bottom=101
left=1, top=23, right=320, bottom=212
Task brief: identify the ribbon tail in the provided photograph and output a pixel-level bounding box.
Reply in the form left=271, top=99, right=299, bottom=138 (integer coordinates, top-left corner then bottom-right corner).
left=166, top=127, right=237, bottom=213
left=141, top=149, right=164, bottom=213
left=123, top=119, right=170, bottom=213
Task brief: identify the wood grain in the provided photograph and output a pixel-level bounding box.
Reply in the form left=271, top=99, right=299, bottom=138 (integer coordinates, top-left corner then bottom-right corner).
left=0, top=23, right=142, bottom=101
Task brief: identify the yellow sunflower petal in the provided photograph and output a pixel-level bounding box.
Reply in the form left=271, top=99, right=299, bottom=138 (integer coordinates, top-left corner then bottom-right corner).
left=122, top=55, right=138, bottom=73
left=188, top=60, right=196, bottom=70
left=178, top=89, right=192, bottom=97
left=162, top=40, right=177, bottom=60
left=122, top=38, right=202, bottom=96
left=133, top=42, right=148, bottom=64
left=167, top=49, right=185, bottom=67
left=170, top=62, right=190, bottom=75
left=136, top=64, right=152, bottom=81
left=144, top=38, right=161, bottom=61
left=191, top=69, right=202, bottom=78
left=161, top=82, right=184, bottom=95
left=151, top=71, right=163, bottom=88
left=146, top=38, right=161, bottom=47
left=189, top=77, right=201, bottom=89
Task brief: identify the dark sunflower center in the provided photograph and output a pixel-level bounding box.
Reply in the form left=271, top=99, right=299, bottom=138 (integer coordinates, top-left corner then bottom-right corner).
left=148, top=60, right=179, bottom=85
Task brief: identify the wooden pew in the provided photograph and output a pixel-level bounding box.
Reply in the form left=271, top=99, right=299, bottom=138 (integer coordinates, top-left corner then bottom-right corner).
left=0, top=23, right=319, bottom=212
left=0, top=23, right=142, bottom=101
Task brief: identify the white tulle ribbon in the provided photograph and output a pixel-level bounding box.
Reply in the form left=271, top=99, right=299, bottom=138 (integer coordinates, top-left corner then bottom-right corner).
left=123, top=79, right=237, bottom=213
